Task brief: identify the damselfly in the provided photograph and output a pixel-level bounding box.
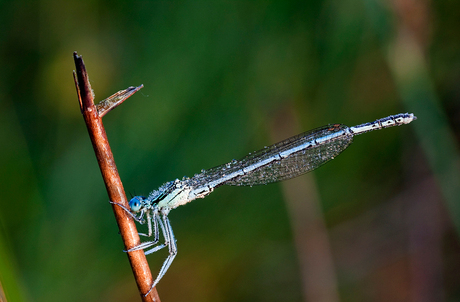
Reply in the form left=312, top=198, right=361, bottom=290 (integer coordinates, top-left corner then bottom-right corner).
left=114, top=112, right=416, bottom=296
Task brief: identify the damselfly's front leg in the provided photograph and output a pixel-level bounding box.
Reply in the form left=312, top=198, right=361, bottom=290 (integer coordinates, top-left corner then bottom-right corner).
left=137, top=211, right=153, bottom=237
left=109, top=201, right=145, bottom=224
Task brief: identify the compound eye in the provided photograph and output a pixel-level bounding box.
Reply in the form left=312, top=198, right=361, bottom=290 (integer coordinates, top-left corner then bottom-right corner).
left=129, top=196, right=143, bottom=212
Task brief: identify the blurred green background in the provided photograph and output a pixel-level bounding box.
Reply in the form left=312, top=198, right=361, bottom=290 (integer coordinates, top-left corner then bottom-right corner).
left=1, top=0, right=460, bottom=301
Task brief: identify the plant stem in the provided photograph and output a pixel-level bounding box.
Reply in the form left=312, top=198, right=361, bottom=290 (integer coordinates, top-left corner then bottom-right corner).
left=73, top=52, right=160, bottom=302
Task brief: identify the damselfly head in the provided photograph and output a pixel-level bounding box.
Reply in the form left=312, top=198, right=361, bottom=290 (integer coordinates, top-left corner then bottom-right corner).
left=129, top=196, right=144, bottom=212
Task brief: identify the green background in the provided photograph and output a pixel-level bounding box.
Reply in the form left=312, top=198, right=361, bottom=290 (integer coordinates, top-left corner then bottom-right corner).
left=1, top=0, right=459, bottom=301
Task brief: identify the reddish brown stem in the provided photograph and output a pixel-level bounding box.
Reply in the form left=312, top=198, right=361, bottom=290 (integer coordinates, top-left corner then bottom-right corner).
left=73, top=52, right=160, bottom=302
